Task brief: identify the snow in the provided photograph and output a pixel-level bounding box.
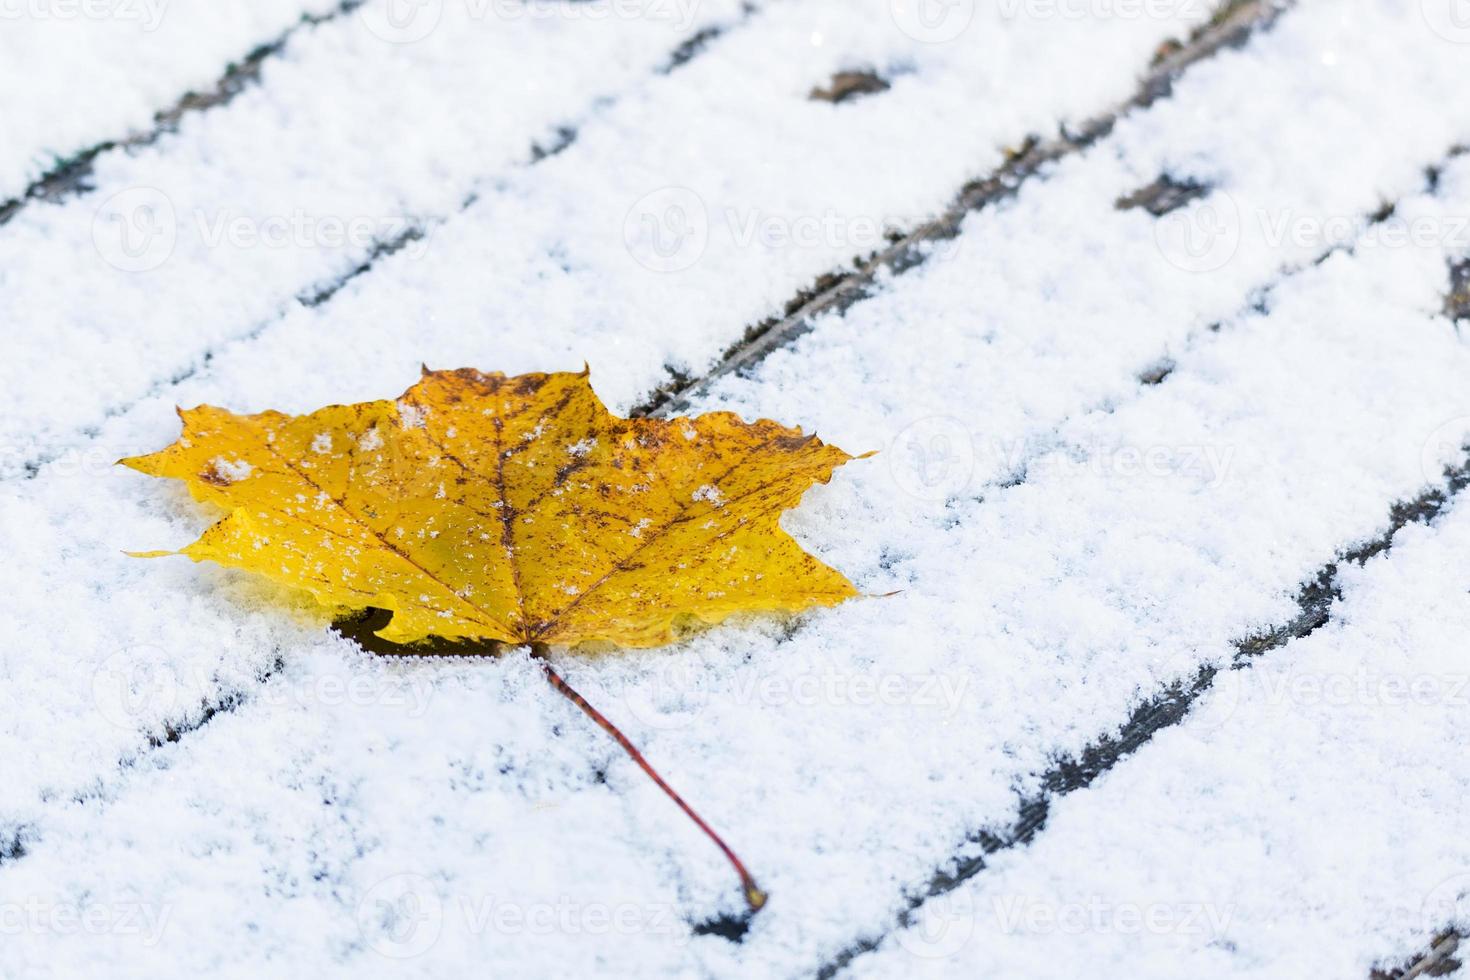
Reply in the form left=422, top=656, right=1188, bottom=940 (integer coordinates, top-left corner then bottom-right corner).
left=3, top=0, right=1470, bottom=977
left=209, top=457, right=254, bottom=483
left=692, top=484, right=725, bottom=506
left=852, top=496, right=1470, bottom=979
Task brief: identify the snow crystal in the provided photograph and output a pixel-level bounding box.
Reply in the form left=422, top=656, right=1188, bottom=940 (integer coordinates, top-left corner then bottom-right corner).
left=692, top=484, right=724, bottom=506
left=397, top=401, right=428, bottom=430
left=210, top=457, right=253, bottom=483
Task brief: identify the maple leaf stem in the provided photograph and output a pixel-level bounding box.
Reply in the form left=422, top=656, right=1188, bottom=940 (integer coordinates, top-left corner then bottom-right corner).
left=530, top=643, right=768, bottom=913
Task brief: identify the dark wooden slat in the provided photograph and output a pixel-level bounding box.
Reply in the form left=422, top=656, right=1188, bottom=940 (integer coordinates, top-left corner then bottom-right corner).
left=1374, top=932, right=1465, bottom=980
left=1115, top=174, right=1211, bottom=216
left=0, top=828, right=27, bottom=865
left=809, top=70, right=892, bottom=104
left=1446, top=258, right=1470, bottom=323
left=658, top=2, right=756, bottom=75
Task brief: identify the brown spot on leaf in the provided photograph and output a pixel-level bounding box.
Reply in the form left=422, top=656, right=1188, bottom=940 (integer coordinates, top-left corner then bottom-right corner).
left=513, top=374, right=550, bottom=396
left=773, top=433, right=815, bottom=452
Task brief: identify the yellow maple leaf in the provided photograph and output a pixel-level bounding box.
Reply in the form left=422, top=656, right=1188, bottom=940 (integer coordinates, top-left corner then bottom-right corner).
left=120, top=367, right=861, bottom=648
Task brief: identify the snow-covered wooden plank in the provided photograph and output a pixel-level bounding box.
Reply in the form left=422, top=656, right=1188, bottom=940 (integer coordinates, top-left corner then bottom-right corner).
left=0, top=0, right=346, bottom=205
left=847, top=480, right=1470, bottom=979
left=3, top=3, right=1468, bottom=976
left=0, top=0, right=1215, bottom=476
